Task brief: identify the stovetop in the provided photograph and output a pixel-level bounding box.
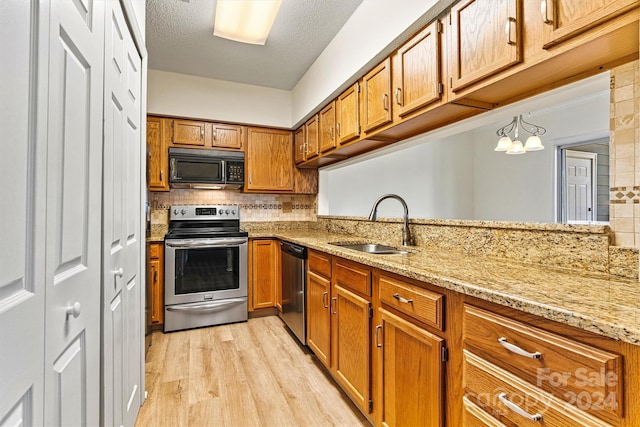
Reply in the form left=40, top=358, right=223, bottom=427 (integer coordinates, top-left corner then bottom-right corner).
left=165, top=205, right=247, bottom=239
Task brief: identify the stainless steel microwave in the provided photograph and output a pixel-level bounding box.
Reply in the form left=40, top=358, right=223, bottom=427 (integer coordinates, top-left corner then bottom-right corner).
left=169, top=147, right=244, bottom=190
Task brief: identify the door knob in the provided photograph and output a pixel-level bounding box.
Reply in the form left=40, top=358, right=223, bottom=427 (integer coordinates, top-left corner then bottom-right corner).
left=113, top=267, right=124, bottom=278
left=66, top=302, right=81, bottom=319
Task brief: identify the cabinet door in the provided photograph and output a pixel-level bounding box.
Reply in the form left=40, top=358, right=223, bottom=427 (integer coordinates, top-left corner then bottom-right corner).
left=148, top=243, right=164, bottom=325
left=172, top=119, right=207, bottom=146
left=147, top=117, right=169, bottom=191
left=363, top=58, right=392, bottom=132
left=251, top=239, right=278, bottom=309
left=319, top=101, right=337, bottom=153
left=307, top=270, right=331, bottom=368
left=379, top=309, right=444, bottom=427
left=450, top=0, right=522, bottom=92
left=294, top=126, right=306, bottom=164
left=394, top=21, right=443, bottom=118
left=336, top=83, right=360, bottom=144
left=212, top=123, right=244, bottom=149
left=305, top=115, right=320, bottom=160
left=334, top=285, right=371, bottom=414
left=540, top=0, right=638, bottom=48
left=246, top=127, right=294, bottom=191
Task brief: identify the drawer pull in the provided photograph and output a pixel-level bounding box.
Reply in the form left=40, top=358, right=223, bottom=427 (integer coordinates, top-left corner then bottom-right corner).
left=498, top=337, right=542, bottom=359
left=393, top=293, right=413, bottom=304
left=498, top=392, right=543, bottom=421
left=375, top=325, right=383, bottom=348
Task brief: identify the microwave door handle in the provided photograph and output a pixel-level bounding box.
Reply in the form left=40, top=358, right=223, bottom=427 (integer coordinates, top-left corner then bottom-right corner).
left=169, top=158, right=178, bottom=180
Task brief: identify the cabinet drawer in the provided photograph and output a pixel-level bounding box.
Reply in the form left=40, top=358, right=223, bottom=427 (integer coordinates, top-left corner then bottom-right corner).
left=463, top=350, right=613, bottom=427
left=149, top=243, right=162, bottom=259
left=463, top=305, right=622, bottom=424
left=334, top=258, right=371, bottom=297
left=462, top=396, right=507, bottom=427
left=308, top=250, right=331, bottom=278
left=379, top=273, right=444, bottom=330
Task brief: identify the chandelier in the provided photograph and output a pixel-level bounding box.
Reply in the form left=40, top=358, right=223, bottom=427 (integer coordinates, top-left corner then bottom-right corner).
left=494, top=114, right=546, bottom=155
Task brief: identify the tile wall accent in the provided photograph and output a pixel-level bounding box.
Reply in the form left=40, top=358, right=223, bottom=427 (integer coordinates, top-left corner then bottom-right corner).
left=609, top=59, right=640, bottom=248
left=149, top=189, right=317, bottom=222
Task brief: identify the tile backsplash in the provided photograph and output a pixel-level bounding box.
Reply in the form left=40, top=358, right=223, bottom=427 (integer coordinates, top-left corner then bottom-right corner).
left=149, top=189, right=317, bottom=222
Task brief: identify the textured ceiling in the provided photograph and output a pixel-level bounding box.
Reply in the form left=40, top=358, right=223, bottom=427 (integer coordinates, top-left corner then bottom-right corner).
left=146, top=0, right=365, bottom=90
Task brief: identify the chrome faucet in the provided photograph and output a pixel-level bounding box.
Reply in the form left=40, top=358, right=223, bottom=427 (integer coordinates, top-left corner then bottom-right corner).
left=368, top=194, right=412, bottom=246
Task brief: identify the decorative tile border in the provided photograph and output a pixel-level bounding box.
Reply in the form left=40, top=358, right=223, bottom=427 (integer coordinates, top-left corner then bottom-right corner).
left=610, top=186, right=640, bottom=204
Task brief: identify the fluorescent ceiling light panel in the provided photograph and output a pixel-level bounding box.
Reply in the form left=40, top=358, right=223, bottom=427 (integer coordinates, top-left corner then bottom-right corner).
left=214, top=0, right=283, bottom=45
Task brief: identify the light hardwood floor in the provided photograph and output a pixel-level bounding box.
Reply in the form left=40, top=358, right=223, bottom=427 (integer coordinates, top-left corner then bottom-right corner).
left=135, top=316, right=370, bottom=427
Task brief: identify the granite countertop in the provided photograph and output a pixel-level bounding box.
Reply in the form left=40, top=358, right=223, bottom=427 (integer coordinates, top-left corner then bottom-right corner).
left=249, top=229, right=640, bottom=345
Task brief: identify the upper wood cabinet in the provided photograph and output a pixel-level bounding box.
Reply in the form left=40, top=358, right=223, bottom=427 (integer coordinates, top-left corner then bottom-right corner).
left=539, top=0, right=639, bottom=48
left=212, top=123, right=245, bottom=150
left=336, top=82, right=360, bottom=145
left=146, top=116, right=169, bottom=191
left=392, top=20, right=443, bottom=118
left=251, top=239, right=279, bottom=310
left=449, top=0, right=522, bottom=92
left=294, top=126, right=306, bottom=165
left=172, top=119, right=207, bottom=146
left=363, top=58, right=393, bottom=133
left=305, top=115, right=320, bottom=160
left=319, top=101, right=337, bottom=153
left=245, top=127, right=293, bottom=191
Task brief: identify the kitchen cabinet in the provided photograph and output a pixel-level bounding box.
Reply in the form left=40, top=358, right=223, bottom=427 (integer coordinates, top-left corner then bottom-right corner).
left=211, top=123, right=245, bottom=150
left=148, top=243, right=164, bottom=326
left=362, top=58, right=393, bottom=133
left=336, top=82, right=360, bottom=145
left=294, top=126, right=306, bottom=165
left=172, top=119, right=208, bottom=146
left=251, top=239, right=279, bottom=310
left=539, top=0, right=638, bottom=48
left=307, top=250, right=332, bottom=368
left=304, top=114, right=320, bottom=160
left=319, top=101, right=337, bottom=153
left=245, top=127, right=294, bottom=191
left=392, top=20, right=443, bottom=118
left=147, top=116, right=170, bottom=191
left=377, top=309, right=444, bottom=427
left=449, top=0, right=522, bottom=92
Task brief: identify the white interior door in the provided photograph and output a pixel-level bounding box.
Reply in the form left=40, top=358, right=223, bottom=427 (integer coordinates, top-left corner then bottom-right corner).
left=102, top=1, right=143, bottom=426
left=44, top=0, right=105, bottom=425
left=565, top=150, right=596, bottom=222
left=0, top=1, right=47, bottom=425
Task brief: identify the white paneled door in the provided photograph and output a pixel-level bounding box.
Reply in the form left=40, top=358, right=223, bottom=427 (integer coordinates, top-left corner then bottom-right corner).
left=0, top=0, right=47, bottom=425
left=102, top=1, right=143, bottom=426
left=44, top=0, right=105, bottom=425
left=566, top=150, right=596, bottom=222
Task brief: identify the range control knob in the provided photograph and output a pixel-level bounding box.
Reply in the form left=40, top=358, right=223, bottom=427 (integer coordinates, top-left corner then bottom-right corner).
left=225, top=209, right=230, bottom=215
left=181, top=209, right=186, bottom=215
left=173, top=209, right=178, bottom=215
left=232, top=210, right=236, bottom=215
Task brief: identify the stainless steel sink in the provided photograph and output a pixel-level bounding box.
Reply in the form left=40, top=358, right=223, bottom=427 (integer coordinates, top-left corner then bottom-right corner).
left=330, top=242, right=409, bottom=255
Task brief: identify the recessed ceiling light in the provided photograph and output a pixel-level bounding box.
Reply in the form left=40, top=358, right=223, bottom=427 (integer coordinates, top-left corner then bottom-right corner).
left=213, top=0, right=283, bottom=45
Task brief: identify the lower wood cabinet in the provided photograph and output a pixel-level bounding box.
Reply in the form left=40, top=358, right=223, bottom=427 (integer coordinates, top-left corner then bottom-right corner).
left=250, top=239, right=279, bottom=310
left=147, top=243, right=164, bottom=326
left=307, top=269, right=332, bottom=367
left=377, top=308, right=445, bottom=427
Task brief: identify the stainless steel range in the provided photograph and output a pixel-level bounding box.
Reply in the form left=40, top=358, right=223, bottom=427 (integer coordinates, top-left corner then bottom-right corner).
left=164, top=205, right=248, bottom=332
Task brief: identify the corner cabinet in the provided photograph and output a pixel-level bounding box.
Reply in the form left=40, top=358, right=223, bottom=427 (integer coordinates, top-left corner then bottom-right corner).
left=245, top=127, right=294, bottom=192
left=147, top=116, right=170, bottom=191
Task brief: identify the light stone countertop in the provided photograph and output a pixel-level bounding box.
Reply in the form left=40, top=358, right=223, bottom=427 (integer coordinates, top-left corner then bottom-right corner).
left=249, top=229, right=640, bottom=346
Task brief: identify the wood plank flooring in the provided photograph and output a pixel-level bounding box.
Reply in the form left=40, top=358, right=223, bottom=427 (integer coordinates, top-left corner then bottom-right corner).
left=135, top=316, right=370, bottom=427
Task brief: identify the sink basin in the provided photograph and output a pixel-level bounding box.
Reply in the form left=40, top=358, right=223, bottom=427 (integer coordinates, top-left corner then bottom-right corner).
left=330, top=242, right=409, bottom=255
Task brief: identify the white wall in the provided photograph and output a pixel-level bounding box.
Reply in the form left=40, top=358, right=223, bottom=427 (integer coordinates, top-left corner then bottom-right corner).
left=147, top=70, right=292, bottom=128
left=320, top=76, right=610, bottom=223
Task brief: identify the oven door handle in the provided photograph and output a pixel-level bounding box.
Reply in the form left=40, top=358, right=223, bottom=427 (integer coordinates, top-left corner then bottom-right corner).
left=166, top=298, right=246, bottom=312
left=165, top=238, right=248, bottom=248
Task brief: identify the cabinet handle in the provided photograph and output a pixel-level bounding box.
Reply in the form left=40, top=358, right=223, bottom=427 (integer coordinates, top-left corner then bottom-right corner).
left=540, top=0, right=553, bottom=24
left=375, top=325, right=383, bottom=348
left=213, top=130, right=217, bottom=140
left=382, top=94, right=389, bottom=111
left=331, top=297, right=337, bottom=315
left=160, top=170, right=163, bottom=181
left=505, top=17, right=516, bottom=46
left=498, top=337, right=542, bottom=359
left=498, top=393, right=543, bottom=421
left=395, top=88, right=402, bottom=106
left=249, top=174, right=252, bottom=185
left=336, top=122, right=341, bottom=137
left=392, top=293, right=413, bottom=304
left=329, top=126, right=334, bottom=140
left=322, top=291, right=329, bottom=309
left=201, top=127, right=204, bottom=138
left=154, top=269, right=158, bottom=283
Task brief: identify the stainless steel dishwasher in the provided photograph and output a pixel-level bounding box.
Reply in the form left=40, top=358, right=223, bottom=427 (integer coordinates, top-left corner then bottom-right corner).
left=279, top=241, right=307, bottom=345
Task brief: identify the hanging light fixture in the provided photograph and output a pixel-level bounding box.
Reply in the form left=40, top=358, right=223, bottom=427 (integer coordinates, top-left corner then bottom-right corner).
left=494, top=114, right=546, bottom=155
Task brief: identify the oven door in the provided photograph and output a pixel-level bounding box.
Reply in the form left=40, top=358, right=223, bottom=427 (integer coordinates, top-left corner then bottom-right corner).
left=164, top=237, right=248, bottom=306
